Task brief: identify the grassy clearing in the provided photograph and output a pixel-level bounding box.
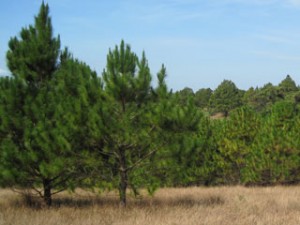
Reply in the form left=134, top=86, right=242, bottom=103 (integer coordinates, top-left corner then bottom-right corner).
left=1, top=186, right=300, bottom=225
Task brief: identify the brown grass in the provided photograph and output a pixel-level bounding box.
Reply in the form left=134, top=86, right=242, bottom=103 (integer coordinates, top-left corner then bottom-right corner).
left=210, top=112, right=226, bottom=120
left=1, top=186, right=300, bottom=225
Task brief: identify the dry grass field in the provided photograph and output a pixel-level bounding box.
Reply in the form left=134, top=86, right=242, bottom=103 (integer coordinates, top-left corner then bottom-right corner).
left=1, top=186, right=300, bottom=225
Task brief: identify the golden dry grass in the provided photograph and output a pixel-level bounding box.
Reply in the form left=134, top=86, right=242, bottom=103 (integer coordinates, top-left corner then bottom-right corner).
left=1, top=186, right=300, bottom=225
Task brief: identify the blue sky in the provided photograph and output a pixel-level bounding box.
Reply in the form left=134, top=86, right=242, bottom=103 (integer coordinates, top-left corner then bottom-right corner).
left=1, top=0, right=300, bottom=91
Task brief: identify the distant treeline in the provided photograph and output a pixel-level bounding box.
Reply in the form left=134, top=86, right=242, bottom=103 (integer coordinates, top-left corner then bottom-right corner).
left=176, top=75, right=300, bottom=117
left=1, top=3, right=300, bottom=207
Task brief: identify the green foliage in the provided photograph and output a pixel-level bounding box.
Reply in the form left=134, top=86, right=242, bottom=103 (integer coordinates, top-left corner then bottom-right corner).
left=247, top=102, right=300, bottom=185
left=6, top=2, right=60, bottom=85
left=175, top=87, right=194, bottom=106
left=0, top=57, right=99, bottom=204
left=243, top=77, right=299, bottom=113
left=154, top=93, right=214, bottom=186
left=93, top=40, right=166, bottom=206
left=244, top=83, right=284, bottom=112
left=1, top=3, right=99, bottom=206
left=195, top=88, right=212, bottom=108
left=215, top=107, right=261, bottom=184
left=278, top=75, right=298, bottom=93
left=209, top=80, right=242, bottom=116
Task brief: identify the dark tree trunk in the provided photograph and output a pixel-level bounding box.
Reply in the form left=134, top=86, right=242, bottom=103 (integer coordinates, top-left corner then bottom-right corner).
left=119, top=148, right=128, bottom=207
left=224, top=110, right=229, bottom=118
left=43, top=178, right=52, bottom=207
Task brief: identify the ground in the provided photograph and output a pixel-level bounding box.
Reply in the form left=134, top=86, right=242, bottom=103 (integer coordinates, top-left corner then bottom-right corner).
left=0, top=186, right=300, bottom=225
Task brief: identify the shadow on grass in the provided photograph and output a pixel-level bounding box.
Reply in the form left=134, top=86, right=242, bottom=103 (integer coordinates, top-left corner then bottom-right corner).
left=53, top=197, right=119, bottom=208
left=10, top=193, right=225, bottom=210
left=136, top=195, right=225, bottom=208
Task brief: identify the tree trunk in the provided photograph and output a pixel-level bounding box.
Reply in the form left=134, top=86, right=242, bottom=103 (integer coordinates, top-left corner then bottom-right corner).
left=224, top=110, right=229, bottom=118
left=43, top=178, right=52, bottom=207
left=119, top=148, right=128, bottom=207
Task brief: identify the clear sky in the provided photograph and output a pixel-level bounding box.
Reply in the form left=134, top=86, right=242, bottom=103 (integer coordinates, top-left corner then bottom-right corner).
left=1, top=0, right=300, bottom=91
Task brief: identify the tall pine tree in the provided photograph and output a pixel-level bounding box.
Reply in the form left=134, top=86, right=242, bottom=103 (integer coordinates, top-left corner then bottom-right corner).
left=1, top=3, right=99, bottom=206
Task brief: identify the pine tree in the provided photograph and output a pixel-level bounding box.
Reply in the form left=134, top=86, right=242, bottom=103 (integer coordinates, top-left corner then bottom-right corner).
left=247, top=101, right=300, bottom=185
left=278, top=75, right=298, bottom=93
left=245, top=83, right=283, bottom=112
left=7, top=2, right=60, bottom=86
left=157, top=95, right=208, bottom=186
left=2, top=3, right=61, bottom=206
left=1, top=3, right=98, bottom=206
left=97, top=40, right=165, bottom=206
left=209, top=80, right=242, bottom=117
left=216, top=107, right=261, bottom=184
left=194, top=88, right=212, bottom=108
left=176, top=87, right=194, bottom=106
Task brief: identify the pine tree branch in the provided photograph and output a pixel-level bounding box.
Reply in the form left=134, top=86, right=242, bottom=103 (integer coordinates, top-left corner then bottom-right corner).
left=32, top=187, right=44, bottom=198
left=51, top=188, right=68, bottom=196
left=126, top=148, right=157, bottom=172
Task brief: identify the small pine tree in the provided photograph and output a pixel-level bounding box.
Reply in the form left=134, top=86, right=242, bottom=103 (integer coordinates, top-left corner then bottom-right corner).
left=209, top=80, right=242, bottom=117
left=278, top=75, right=298, bottom=93
left=96, top=40, right=166, bottom=206
left=194, top=88, right=212, bottom=108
